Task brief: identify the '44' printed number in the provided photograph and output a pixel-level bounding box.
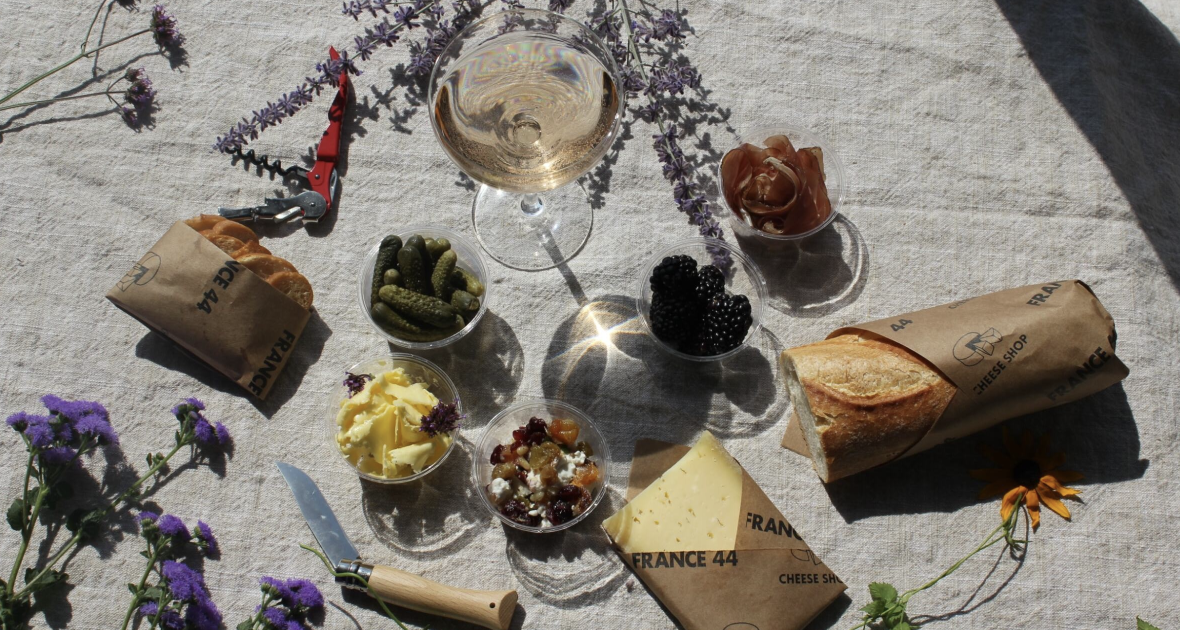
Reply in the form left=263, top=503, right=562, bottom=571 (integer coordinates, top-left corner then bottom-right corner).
left=712, top=551, right=738, bottom=566
left=891, top=318, right=914, bottom=332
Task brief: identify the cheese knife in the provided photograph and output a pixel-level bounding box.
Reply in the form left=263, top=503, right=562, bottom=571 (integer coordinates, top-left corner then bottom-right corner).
left=276, top=462, right=518, bottom=630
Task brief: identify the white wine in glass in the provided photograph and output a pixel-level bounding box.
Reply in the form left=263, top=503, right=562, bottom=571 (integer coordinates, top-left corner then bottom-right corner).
left=430, top=9, right=622, bottom=271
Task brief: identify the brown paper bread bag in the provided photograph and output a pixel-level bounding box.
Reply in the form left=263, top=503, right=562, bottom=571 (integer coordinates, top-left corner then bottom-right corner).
left=780, top=280, right=1128, bottom=482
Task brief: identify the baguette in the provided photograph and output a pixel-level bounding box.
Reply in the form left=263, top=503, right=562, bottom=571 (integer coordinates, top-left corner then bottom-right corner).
left=780, top=333, right=956, bottom=482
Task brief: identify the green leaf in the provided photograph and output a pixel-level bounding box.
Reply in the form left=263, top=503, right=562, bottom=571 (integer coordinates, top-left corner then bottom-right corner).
left=7, top=497, right=26, bottom=531
left=128, top=582, right=139, bottom=594
left=860, top=600, right=887, bottom=617
left=22, top=567, right=67, bottom=593
left=884, top=606, right=907, bottom=629
left=869, top=582, right=899, bottom=604
left=895, top=622, right=913, bottom=630
left=142, top=587, right=163, bottom=600
left=236, top=620, right=254, bottom=630
left=65, top=508, right=103, bottom=539
left=1137, top=618, right=1161, bottom=630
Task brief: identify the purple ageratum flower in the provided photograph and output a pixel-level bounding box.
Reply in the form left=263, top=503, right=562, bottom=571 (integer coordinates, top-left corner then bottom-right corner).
left=39, top=446, right=77, bottom=466
left=184, top=596, right=222, bottom=630
left=137, top=601, right=159, bottom=617
left=195, top=520, right=218, bottom=555
left=22, top=416, right=56, bottom=449
left=285, top=578, right=324, bottom=609
left=150, top=4, right=185, bottom=48
left=214, top=422, right=230, bottom=445
left=156, top=514, right=192, bottom=542
left=75, top=414, right=119, bottom=446
left=137, top=511, right=160, bottom=525
left=263, top=607, right=290, bottom=627
left=158, top=609, right=185, bottom=630
left=260, top=576, right=295, bottom=603
left=162, top=560, right=206, bottom=602
left=41, top=395, right=109, bottom=426
left=6, top=411, right=33, bottom=432
left=419, top=402, right=462, bottom=437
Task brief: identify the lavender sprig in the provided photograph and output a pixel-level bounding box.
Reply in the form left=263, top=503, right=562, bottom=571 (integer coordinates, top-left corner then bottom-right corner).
left=343, top=372, right=373, bottom=398
left=590, top=2, right=728, bottom=257
left=215, top=0, right=460, bottom=153
left=419, top=401, right=463, bottom=437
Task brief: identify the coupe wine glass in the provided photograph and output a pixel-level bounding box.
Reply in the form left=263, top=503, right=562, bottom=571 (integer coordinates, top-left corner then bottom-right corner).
left=429, top=8, right=623, bottom=271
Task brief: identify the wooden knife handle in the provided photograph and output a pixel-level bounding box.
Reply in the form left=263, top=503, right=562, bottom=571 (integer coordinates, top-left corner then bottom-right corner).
left=365, top=563, right=517, bottom=630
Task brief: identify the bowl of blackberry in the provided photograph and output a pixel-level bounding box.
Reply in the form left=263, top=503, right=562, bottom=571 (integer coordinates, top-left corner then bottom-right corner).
left=637, top=238, right=767, bottom=362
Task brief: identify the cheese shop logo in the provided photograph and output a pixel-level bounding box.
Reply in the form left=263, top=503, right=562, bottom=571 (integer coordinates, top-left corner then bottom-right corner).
left=745, top=512, right=802, bottom=540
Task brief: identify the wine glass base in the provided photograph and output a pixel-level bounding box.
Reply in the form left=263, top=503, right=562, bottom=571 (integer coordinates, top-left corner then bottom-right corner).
left=472, top=184, right=594, bottom=272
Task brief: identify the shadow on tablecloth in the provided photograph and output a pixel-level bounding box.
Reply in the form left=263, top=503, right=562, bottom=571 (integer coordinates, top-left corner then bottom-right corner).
left=995, top=0, right=1180, bottom=292
left=823, top=381, right=1146, bottom=522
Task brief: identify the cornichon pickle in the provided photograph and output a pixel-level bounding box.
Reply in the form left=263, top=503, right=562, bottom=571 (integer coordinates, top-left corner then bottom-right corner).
left=382, top=268, right=402, bottom=287
left=456, top=267, right=484, bottom=297
left=378, top=284, right=456, bottom=327
left=396, top=246, right=431, bottom=295
left=370, top=235, right=402, bottom=304
left=383, top=315, right=465, bottom=342
left=405, top=235, right=433, bottom=277
left=450, top=290, right=480, bottom=313
left=426, top=237, right=451, bottom=260
left=431, top=250, right=457, bottom=302
left=371, top=302, right=423, bottom=334
left=449, top=270, right=467, bottom=291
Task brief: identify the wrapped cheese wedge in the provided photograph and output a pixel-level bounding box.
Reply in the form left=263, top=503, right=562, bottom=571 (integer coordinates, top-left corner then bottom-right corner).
left=603, top=432, right=845, bottom=630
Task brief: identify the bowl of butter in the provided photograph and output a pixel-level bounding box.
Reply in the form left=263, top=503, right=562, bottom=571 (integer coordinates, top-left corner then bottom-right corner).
left=330, top=355, right=462, bottom=484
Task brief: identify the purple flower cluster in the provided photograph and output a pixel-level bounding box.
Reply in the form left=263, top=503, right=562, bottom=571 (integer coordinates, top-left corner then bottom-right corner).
left=419, top=401, right=462, bottom=437
left=134, top=515, right=222, bottom=630
left=343, top=372, right=373, bottom=398
left=172, top=397, right=231, bottom=448
left=195, top=520, right=218, bottom=555
left=149, top=4, right=185, bottom=48
left=257, top=576, right=325, bottom=629
left=214, top=0, right=440, bottom=153
left=6, top=395, right=118, bottom=467
left=124, top=68, right=156, bottom=106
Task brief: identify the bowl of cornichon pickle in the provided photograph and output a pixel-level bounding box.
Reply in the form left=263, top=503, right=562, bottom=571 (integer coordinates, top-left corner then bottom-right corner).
left=358, top=226, right=489, bottom=349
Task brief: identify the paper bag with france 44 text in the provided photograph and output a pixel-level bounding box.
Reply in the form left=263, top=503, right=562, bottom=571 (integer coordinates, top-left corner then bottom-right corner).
left=613, top=439, right=845, bottom=630
left=783, top=280, right=1129, bottom=467
left=106, top=222, right=310, bottom=400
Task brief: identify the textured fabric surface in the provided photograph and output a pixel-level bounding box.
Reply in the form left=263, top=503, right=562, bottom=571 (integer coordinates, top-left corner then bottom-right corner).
left=1, top=0, right=1178, bottom=628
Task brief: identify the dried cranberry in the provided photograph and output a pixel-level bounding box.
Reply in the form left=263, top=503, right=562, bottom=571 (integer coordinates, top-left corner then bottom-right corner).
left=500, top=500, right=539, bottom=526
left=525, top=431, right=546, bottom=446
left=490, top=444, right=508, bottom=464
left=515, top=468, right=530, bottom=484
left=525, top=417, right=548, bottom=437
left=512, top=428, right=527, bottom=442
left=549, top=500, right=573, bottom=525
left=556, top=484, right=585, bottom=503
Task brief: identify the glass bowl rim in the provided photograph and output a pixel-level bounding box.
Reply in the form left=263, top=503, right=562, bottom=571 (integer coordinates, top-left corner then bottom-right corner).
left=356, top=225, right=490, bottom=350
left=715, top=123, right=846, bottom=241
left=328, top=354, right=462, bottom=485
left=635, top=237, right=768, bottom=362
left=471, top=398, right=611, bottom=534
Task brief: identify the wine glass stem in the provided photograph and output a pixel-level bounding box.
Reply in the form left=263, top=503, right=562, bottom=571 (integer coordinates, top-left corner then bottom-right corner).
left=520, top=193, right=544, bottom=216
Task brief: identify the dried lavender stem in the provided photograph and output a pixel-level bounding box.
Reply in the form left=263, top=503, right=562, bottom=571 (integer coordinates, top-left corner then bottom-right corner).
left=0, top=28, right=149, bottom=107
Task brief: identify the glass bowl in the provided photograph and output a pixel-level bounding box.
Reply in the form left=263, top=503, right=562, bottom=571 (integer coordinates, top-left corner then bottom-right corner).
left=357, top=226, right=490, bottom=350
left=472, top=399, right=611, bottom=534
left=716, top=124, right=846, bottom=243
left=328, top=355, right=461, bottom=485
left=636, top=238, right=768, bottom=362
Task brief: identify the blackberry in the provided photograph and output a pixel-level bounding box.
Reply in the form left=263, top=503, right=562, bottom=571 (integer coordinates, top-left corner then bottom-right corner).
left=692, top=294, right=753, bottom=356
left=650, top=255, right=698, bottom=295
left=694, top=265, right=725, bottom=305
left=650, top=292, right=701, bottom=345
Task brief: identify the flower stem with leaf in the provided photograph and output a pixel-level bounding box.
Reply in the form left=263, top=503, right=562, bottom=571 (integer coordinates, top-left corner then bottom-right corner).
left=302, top=544, right=411, bottom=630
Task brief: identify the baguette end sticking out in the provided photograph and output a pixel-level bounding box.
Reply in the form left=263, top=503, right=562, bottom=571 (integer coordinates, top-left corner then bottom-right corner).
left=780, top=333, right=957, bottom=482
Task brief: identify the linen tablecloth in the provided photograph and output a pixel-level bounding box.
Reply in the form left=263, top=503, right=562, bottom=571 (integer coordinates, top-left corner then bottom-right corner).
left=2, top=0, right=1177, bottom=627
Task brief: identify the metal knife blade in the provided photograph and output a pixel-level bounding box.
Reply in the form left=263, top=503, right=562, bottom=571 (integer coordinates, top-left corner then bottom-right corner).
left=276, top=462, right=360, bottom=566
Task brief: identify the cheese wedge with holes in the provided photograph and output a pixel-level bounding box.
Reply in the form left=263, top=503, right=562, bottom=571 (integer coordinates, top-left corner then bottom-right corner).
left=603, top=431, right=742, bottom=552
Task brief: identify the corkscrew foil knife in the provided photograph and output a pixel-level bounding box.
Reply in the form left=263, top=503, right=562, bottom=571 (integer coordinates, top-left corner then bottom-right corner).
left=218, top=47, right=350, bottom=224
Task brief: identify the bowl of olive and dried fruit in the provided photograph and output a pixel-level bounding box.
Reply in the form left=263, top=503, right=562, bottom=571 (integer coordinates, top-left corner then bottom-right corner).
left=358, top=226, right=489, bottom=349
